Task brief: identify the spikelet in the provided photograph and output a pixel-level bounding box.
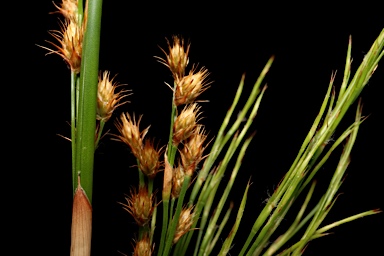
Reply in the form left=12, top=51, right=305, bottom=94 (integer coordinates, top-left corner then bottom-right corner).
left=133, top=233, right=154, bottom=256
left=180, top=125, right=208, bottom=176
left=137, top=139, right=162, bottom=179
left=115, top=113, right=150, bottom=158
left=156, top=35, right=190, bottom=81
left=96, top=71, right=129, bottom=122
left=52, top=0, right=79, bottom=21
left=173, top=206, right=195, bottom=244
left=120, top=186, right=155, bottom=226
left=175, top=67, right=210, bottom=106
left=173, top=103, right=201, bottom=145
left=171, top=164, right=185, bottom=199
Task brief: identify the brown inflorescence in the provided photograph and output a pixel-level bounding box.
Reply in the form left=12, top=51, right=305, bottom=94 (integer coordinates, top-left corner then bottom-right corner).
left=180, top=125, right=208, bottom=176
left=137, top=139, right=162, bottom=179
left=133, top=233, right=154, bottom=256
left=120, top=186, right=155, bottom=227
left=173, top=206, right=195, bottom=244
left=174, top=67, right=210, bottom=106
left=171, top=164, right=185, bottom=199
left=173, top=103, right=201, bottom=145
left=157, top=36, right=190, bottom=81
left=96, top=71, right=129, bottom=122
left=115, top=113, right=149, bottom=158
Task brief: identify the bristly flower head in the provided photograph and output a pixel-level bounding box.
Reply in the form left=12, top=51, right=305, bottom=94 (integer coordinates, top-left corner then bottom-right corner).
left=120, top=186, right=155, bottom=227
left=156, top=35, right=190, bottom=81
left=173, top=205, right=195, bottom=244
left=133, top=233, right=153, bottom=256
left=137, top=139, right=162, bottom=179
left=175, top=67, right=211, bottom=106
left=180, top=125, right=208, bottom=176
left=171, top=163, right=185, bottom=199
left=173, top=103, right=201, bottom=145
left=115, top=113, right=150, bottom=158
left=43, top=18, right=84, bottom=73
left=97, top=71, right=129, bottom=122
left=52, top=0, right=79, bottom=21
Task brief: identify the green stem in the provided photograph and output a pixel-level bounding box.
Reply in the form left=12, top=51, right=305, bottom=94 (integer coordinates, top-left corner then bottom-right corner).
left=162, top=175, right=191, bottom=256
left=75, top=0, right=103, bottom=203
left=159, top=82, right=179, bottom=256
left=71, top=71, right=77, bottom=194
left=158, top=199, right=169, bottom=256
left=95, top=120, right=105, bottom=148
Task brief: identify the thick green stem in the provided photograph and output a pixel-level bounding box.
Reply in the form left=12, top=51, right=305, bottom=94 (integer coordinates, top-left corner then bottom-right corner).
left=75, top=0, right=103, bottom=203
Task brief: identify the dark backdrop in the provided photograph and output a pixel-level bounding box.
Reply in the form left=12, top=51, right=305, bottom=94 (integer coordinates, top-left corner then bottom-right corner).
left=19, top=1, right=384, bottom=255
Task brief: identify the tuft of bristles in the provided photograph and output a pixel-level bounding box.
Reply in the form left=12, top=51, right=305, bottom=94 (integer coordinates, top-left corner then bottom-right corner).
left=180, top=125, right=208, bottom=176
left=132, top=233, right=154, bottom=256
left=175, top=67, right=211, bottom=106
left=173, top=103, right=202, bottom=145
left=171, top=163, right=185, bottom=199
left=115, top=113, right=149, bottom=158
left=120, top=186, right=155, bottom=227
left=173, top=205, right=195, bottom=244
left=156, top=36, right=190, bottom=81
left=41, top=0, right=87, bottom=73
left=96, top=71, right=130, bottom=122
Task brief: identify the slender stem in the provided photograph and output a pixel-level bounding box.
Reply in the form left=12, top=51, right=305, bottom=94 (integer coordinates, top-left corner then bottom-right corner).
left=162, top=176, right=191, bottom=256
left=158, top=199, right=169, bottom=256
left=95, top=120, right=105, bottom=148
left=71, top=71, right=77, bottom=194
left=159, top=82, right=179, bottom=256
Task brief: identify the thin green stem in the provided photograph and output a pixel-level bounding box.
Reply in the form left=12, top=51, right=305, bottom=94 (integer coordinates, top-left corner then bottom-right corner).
left=162, top=175, right=191, bottom=256
left=95, top=120, right=105, bottom=148
left=71, top=71, right=77, bottom=194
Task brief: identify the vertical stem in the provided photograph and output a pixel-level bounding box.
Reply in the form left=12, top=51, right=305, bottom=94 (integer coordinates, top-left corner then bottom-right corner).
left=71, top=71, right=77, bottom=194
left=75, top=0, right=103, bottom=203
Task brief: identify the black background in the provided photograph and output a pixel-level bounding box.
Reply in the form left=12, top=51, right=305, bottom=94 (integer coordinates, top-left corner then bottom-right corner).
left=17, top=1, right=384, bottom=255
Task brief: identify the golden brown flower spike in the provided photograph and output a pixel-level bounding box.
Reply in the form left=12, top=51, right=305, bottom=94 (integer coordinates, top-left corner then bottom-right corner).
left=180, top=125, right=208, bottom=176
left=115, top=113, right=150, bottom=158
left=171, top=163, right=185, bottom=199
left=96, top=71, right=130, bottom=122
left=156, top=35, right=190, bottom=81
left=173, top=205, right=195, bottom=244
left=175, top=67, right=211, bottom=106
left=52, top=0, right=79, bottom=21
left=42, top=18, right=84, bottom=73
left=120, top=186, right=155, bottom=227
left=173, top=103, right=201, bottom=145
left=137, top=139, right=162, bottom=179
left=132, top=233, right=154, bottom=256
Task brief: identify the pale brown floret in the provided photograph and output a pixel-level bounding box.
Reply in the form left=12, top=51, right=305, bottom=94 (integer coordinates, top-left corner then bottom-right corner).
left=120, top=186, right=155, bottom=227
left=175, top=67, right=211, bottom=106
left=173, top=206, right=195, bottom=244
left=52, top=0, right=79, bottom=21
left=156, top=35, right=190, bottom=81
left=42, top=18, right=84, bottom=73
left=133, top=233, right=154, bottom=256
left=180, top=125, right=208, bottom=176
left=173, top=103, right=201, bottom=145
left=96, top=71, right=130, bottom=122
left=115, top=113, right=150, bottom=158
left=171, top=164, right=185, bottom=199
left=137, top=139, right=162, bottom=179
